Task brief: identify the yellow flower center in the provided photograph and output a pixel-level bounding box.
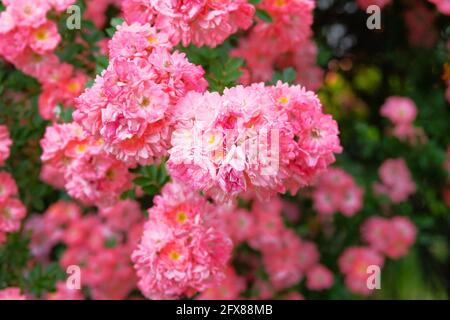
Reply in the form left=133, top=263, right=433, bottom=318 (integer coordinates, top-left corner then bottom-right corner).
left=147, top=36, right=157, bottom=44
left=75, top=143, right=87, bottom=154
left=169, top=250, right=181, bottom=261
left=278, top=96, right=289, bottom=105
left=67, top=82, right=80, bottom=94
left=35, top=29, right=47, bottom=41
left=176, top=211, right=188, bottom=224
left=275, top=0, right=286, bottom=7
left=140, top=96, right=151, bottom=108
left=208, top=135, right=216, bottom=145
left=106, top=169, right=115, bottom=179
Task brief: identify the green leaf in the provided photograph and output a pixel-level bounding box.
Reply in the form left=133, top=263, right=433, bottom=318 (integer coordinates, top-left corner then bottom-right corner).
left=256, top=9, right=273, bottom=23
left=282, top=68, right=297, bottom=84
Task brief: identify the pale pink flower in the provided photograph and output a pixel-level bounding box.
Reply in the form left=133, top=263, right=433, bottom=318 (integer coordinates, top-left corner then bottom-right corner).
left=306, top=264, right=334, bottom=291
left=374, top=158, right=416, bottom=203
left=380, top=97, right=417, bottom=126
left=99, top=199, right=143, bottom=233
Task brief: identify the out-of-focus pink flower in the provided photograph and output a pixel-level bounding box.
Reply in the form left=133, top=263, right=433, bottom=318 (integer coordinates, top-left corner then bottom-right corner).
left=0, top=287, right=26, bottom=300
left=306, top=264, right=334, bottom=291
left=197, top=266, right=246, bottom=300
left=338, top=247, right=384, bottom=296
left=404, top=1, right=438, bottom=48
left=0, top=172, right=18, bottom=202
left=380, top=97, right=417, bottom=126
left=373, top=158, right=416, bottom=203
left=0, top=197, right=26, bottom=233
left=232, top=1, right=321, bottom=89
left=312, top=168, right=364, bottom=217
left=46, top=282, right=84, bottom=300
left=362, top=216, right=417, bottom=259
left=428, top=0, right=450, bottom=15
left=0, top=125, right=12, bottom=166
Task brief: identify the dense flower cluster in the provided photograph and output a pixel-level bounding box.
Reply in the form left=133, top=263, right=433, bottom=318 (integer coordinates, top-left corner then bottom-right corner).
left=338, top=247, right=384, bottom=296
left=74, top=22, right=208, bottom=166
left=0, top=0, right=87, bottom=120
left=232, top=0, right=322, bottom=90
left=40, top=123, right=133, bottom=207
left=132, top=183, right=233, bottom=300
left=168, top=82, right=342, bottom=201
left=312, top=168, right=364, bottom=217
left=1, top=0, right=447, bottom=302
left=121, top=0, right=255, bottom=48
left=374, top=158, right=417, bottom=203
left=361, top=216, right=417, bottom=259
left=27, top=200, right=143, bottom=299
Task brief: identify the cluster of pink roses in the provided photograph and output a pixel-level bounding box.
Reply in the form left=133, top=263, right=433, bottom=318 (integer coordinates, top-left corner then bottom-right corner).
left=0, top=125, right=26, bottom=245
left=121, top=0, right=255, bottom=48
left=74, top=22, right=208, bottom=166
left=203, top=197, right=333, bottom=297
left=0, top=0, right=87, bottom=120
left=312, top=168, right=364, bottom=217
left=43, top=12, right=341, bottom=299
left=26, top=199, right=143, bottom=299
left=361, top=216, right=417, bottom=259
left=336, top=215, right=417, bottom=296
left=231, top=0, right=323, bottom=90
left=168, top=82, right=342, bottom=202
left=132, top=182, right=233, bottom=300
left=40, top=122, right=133, bottom=207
